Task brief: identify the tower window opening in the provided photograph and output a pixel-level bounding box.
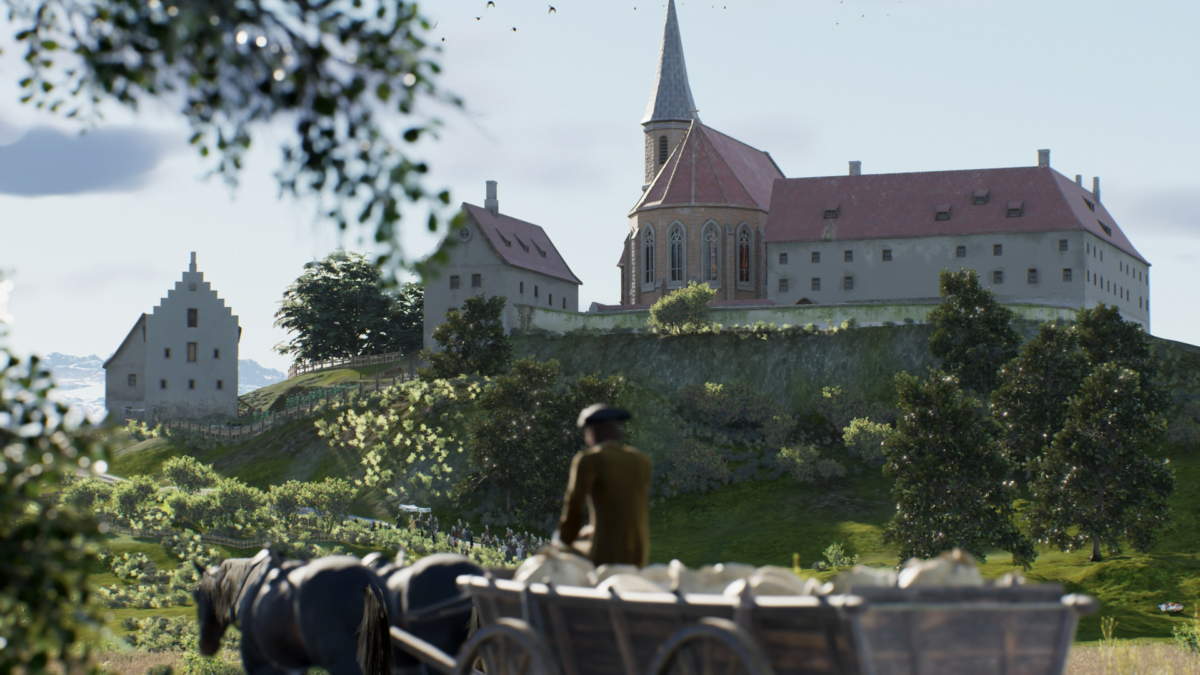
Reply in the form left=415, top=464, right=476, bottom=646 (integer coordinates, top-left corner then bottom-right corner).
left=658, top=136, right=668, bottom=165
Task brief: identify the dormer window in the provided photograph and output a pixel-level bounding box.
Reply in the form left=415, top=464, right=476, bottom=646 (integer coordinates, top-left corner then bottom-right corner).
left=823, top=204, right=840, bottom=219
left=1083, top=197, right=1095, bottom=212
left=972, top=189, right=989, bottom=205
left=513, top=235, right=529, bottom=252
left=935, top=205, right=951, bottom=221
left=1006, top=201, right=1024, bottom=217
left=1097, top=220, right=1112, bottom=236
left=532, top=242, right=547, bottom=258
left=495, top=229, right=512, bottom=248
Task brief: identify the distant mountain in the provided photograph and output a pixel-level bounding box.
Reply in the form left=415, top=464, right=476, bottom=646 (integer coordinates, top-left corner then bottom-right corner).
left=37, top=353, right=288, bottom=420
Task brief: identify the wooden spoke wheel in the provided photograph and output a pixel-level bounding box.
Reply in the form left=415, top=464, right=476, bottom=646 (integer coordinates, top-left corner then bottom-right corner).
left=650, top=618, right=776, bottom=675
left=453, top=618, right=561, bottom=675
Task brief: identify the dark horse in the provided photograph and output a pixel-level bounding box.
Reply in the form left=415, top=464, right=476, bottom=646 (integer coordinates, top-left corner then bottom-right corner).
left=194, top=550, right=393, bottom=675
left=364, top=551, right=483, bottom=673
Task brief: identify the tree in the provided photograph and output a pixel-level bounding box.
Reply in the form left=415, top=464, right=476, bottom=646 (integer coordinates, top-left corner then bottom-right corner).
left=114, top=474, right=160, bottom=525
left=59, top=477, right=114, bottom=514
left=269, top=480, right=307, bottom=530
left=1, top=349, right=111, bottom=673
left=648, top=281, right=715, bottom=333
left=209, top=478, right=267, bottom=532
left=161, top=455, right=219, bottom=494
left=1026, top=363, right=1174, bottom=562
left=990, top=320, right=1088, bottom=474
left=275, top=252, right=424, bottom=362
left=5, top=0, right=460, bottom=274
left=465, top=358, right=624, bottom=529
left=305, top=478, right=357, bottom=532
left=1075, top=304, right=1168, bottom=409
left=882, top=370, right=1036, bottom=568
left=163, top=490, right=215, bottom=532
left=927, top=268, right=1022, bottom=395
left=423, top=295, right=512, bottom=379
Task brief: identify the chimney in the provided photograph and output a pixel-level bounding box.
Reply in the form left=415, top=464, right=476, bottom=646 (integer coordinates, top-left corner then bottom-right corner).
left=1092, top=176, right=1101, bottom=203
left=1075, top=174, right=1082, bottom=186
left=484, top=180, right=499, bottom=217
left=189, top=252, right=197, bottom=273
left=1037, top=149, right=1050, bottom=168
left=848, top=161, right=861, bottom=176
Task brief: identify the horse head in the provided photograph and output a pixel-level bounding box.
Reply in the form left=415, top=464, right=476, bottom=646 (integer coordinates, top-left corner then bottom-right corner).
left=193, top=560, right=230, bottom=657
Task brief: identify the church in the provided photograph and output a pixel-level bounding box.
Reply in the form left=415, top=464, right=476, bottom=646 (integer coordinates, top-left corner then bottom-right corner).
left=615, top=0, right=1150, bottom=330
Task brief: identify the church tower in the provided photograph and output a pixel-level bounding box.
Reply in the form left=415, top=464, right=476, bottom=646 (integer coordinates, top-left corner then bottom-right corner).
left=641, top=0, right=697, bottom=189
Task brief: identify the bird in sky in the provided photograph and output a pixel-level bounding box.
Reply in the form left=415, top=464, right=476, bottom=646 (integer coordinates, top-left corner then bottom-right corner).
left=476, top=16, right=481, bottom=20
left=487, top=1, right=495, bottom=7
left=512, top=27, right=517, bottom=31
left=549, top=5, right=556, bottom=13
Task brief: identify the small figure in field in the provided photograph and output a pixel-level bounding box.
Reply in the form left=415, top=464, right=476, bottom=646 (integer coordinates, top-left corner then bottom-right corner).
left=557, top=404, right=653, bottom=567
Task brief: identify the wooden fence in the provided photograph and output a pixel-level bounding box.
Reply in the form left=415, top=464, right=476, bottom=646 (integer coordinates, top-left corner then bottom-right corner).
left=287, top=350, right=409, bottom=379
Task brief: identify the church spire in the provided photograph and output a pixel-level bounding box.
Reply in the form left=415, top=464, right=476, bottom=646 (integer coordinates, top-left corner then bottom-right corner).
left=642, top=0, right=697, bottom=125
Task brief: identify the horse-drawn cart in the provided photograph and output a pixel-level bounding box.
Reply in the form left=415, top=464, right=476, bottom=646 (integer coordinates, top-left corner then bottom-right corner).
left=388, top=571, right=1097, bottom=675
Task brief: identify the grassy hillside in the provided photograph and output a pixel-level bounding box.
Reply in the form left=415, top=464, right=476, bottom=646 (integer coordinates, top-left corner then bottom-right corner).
left=239, top=360, right=404, bottom=413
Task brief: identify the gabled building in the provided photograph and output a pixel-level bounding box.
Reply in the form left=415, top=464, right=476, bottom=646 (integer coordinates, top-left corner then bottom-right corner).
left=423, top=182, right=582, bottom=349
left=103, top=253, right=240, bottom=421
left=763, top=152, right=1151, bottom=330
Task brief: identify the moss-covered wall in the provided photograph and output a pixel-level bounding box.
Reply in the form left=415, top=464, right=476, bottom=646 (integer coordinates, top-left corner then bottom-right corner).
left=513, top=324, right=942, bottom=412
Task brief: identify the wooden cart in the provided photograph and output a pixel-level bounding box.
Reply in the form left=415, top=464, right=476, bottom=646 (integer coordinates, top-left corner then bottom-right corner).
left=389, top=572, right=1096, bottom=675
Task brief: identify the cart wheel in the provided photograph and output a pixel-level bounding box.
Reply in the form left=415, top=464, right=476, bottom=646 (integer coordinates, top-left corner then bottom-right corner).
left=650, top=618, right=776, bottom=675
left=453, top=618, right=561, bottom=675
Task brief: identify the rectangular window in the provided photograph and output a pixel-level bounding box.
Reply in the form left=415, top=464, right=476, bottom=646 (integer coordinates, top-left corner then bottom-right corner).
left=164, top=348, right=171, bottom=359
left=1139, top=297, right=1142, bottom=308
left=188, top=379, right=195, bottom=390
left=128, top=374, right=137, bottom=387
left=1028, top=268, right=1038, bottom=284
left=993, top=244, right=1003, bottom=256
left=160, top=379, right=167, bottom=389
left=1063, top=268, right=1072, bottom=282
left=187, top=308, right=198, bottom=327
left=449, top=275, right=460, bottom=289
left=843, top=276, right=854, bottom=290
left=956, top=245, right=967, bottom=258
left=779, top=278, right=788, bottom=293
left=562, top=297, right=566, bottom=309
left=471, top=273, right=482, bottom=288
left=844, top=250, right=853, bottom=263
left=811, top=251, right=820, bottom=264
left=811, top=278, right=821, bottom=291
left=1059, top=239, right=1069, bottom=252
left=549, top=293, right=553, bottom=306
left=534, top=285, right=539, bottom=298
left=213, top=348, right=220, bottom=359
left=217, top=380, right=224, bottom=390
left=187, top=343, right=198, bottom=362
left=993, top=270, right=1004, bottom=284
left=882, top=249, right=892, bottom=261
left=779, top=253, right=788, bottom=265
left=520, top=281, right=524, bottom=294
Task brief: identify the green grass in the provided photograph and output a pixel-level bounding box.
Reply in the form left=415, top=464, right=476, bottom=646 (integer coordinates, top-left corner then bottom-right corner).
left=240, top=363, right=406, bottom=413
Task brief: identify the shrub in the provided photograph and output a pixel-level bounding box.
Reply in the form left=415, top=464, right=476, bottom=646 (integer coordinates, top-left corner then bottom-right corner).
left=813, top=542, right=858, bottom=571
left=648, top=282, right=716, bottom=334
left=679, top=382, right=794, bottom=449
left=59, top=476, right=114, bottom=514
left=663, top=439, right=731, bottom=496
left=422, top=294, right=512, bottom=378
left=776, top=445, right=846, bottom=484
left=1173, top=611, right=1200, bottom=653
left=842, top=417, right=893, bottom=466
left=162, top=456, right=219, bottom=494
left=812, top=386, right=897, bottom=436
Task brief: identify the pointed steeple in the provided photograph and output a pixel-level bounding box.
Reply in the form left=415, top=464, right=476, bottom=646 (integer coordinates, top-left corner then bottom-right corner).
left=642, top=0, right=697, bottom=125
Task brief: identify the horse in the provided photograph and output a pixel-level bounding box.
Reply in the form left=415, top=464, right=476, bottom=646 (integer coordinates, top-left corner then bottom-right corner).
left=364, top=551, right=484, bottom=673
left=194, top=550, right=393, bottom=675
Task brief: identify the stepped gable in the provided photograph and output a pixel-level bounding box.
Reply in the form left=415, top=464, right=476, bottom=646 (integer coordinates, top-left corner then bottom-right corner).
left=642, top=0, right=697, bottom=125
left=464, top=203, right=582, bottom=284
left=633, top=121, right=783, bottom=213
left=764, top=166, right=1148, bottom=265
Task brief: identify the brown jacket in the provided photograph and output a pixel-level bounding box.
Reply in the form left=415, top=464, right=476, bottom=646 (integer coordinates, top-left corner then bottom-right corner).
left=558, top=441, right=653, bottom=567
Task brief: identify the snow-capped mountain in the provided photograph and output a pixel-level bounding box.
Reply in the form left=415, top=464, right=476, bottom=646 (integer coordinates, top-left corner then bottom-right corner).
left=37, top=353, right=287, bottom=421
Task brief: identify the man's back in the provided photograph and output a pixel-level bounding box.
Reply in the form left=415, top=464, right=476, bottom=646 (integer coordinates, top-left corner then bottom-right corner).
left=559, top=441, right=653, bottom=567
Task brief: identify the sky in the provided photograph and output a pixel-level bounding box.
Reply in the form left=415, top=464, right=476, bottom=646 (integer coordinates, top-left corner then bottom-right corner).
left=1, top=0, right=1198, bottom=372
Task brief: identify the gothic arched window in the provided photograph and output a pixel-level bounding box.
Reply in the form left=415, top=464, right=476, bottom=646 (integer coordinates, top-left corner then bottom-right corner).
left=670, top=226, right=685, bottom=282
left=738, top=228, right=751, bottom=284
left=643, top=227, right=656, bottom=284
left=703, top=225, right=719, bottom=282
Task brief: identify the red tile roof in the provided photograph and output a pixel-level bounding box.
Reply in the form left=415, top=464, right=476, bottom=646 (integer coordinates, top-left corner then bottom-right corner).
left=633, top=121, right=784, bottom=214
left=764, top=166, right=1148, bottom=265
left=463, top=203, right=583, bottom=285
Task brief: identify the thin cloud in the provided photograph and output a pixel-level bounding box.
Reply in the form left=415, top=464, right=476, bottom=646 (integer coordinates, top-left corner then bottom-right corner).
left=0, top=126, right=175, bottom=196
left=1130, top=188, right=1200, bottom=238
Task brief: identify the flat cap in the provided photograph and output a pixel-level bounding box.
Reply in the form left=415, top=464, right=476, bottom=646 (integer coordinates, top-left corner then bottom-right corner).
left=576, top=403, right=632, bottom=428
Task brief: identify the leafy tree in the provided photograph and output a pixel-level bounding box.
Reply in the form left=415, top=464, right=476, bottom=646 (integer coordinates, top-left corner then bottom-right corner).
left=882, top=370, right=1036, bottom=568
left=1, top=349, right=111, bottom=673
left=163, top=490, right=215, bottom=532
left=161, top=455, right=219, bottom=494
left=465, top=358, right=624, bottom=529
left=269, top=480, right=307, bottom=530
left=5, top=0, right=460, bottom=273
left=305, top=477, right=357, bottom=532
left=648, top=281, right=715, bottom=333
left=1026, top=363, right=1174, bottom=562
left=114, top=474, right=160, bottom=525
left=275, top=252, right=425, bottom=362
left=209, top=478, right=267, bottom=532
left=990, top=320, right=1088, bottom=474
left=927, top=268, right=1022, bottom=395
left=59, top=477, right=114, bottom=514
left=423, top=294, right=512, bottom=378
left=1075, top=304, right=1168, bottom=409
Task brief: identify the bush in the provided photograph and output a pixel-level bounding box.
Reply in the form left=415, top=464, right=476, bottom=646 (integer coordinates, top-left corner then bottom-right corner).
left=776, top=445, right=846, bottom=484
left=648, top=282, right=715, bottom=334
left=679, top=382, right=794, bottom=449
left=162, top=456, right=219, bottom=494
left=663, top=439, right=731, bottom=496
left=812, top=386, right=897, bottom=436
left=1173, top=612, right=1200, bottom=653
left=842, top=417, right=893, bottom=466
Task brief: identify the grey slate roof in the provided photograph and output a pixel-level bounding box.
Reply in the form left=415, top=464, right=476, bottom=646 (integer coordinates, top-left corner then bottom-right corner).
left=642, top=0, right=698, bottom=125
